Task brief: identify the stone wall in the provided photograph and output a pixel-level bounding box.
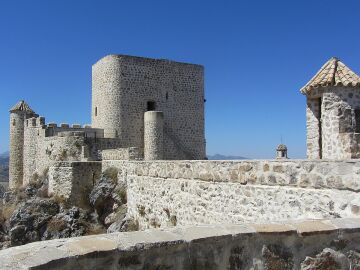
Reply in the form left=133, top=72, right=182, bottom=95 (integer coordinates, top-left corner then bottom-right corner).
left=20, top=113, right=125, bottom=185
left=103, top=160, right=360, bottom=229
left=48, top=161, right=101, bottom=207
left=9, top=112, right=27, bottom=189
left=306, top=98, right=321, bottom=159
left=92, top=54, right=206, bottom=160
left=1, top=218, right=360, bottom=269
left=101, top=147, right=142, bottom=161
left=306, top=86, right=360, bottom=159
left=144, top=111, right=164, bottom=160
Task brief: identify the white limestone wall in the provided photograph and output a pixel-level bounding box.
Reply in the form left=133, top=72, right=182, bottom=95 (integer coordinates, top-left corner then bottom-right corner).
left=103, top=160, right=360, bottom=230
left=23, top=118, right=40, bottom=184
left=49, top=161, right=101, bottom=207
left=306, top=86, right=360, bottom=160
left=144, top=111, right=164, bottom=160
left=101, top=147, right=142, bottom=161
left=306, top=98, right=321, bottom=159
left=92, top=54, right=205, bottom=160
left=9, top=112, right=26, bottom=189
left=21, top=114, right=123, bottom=184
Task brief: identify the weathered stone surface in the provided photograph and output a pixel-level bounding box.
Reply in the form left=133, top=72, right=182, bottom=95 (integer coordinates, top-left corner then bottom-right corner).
left=301, top=248, right=350, bottom=270
left=102, top=160, right=360, bottom=229
left=89, top=174, right=116, bottom=223
left=0, top=218, right=359, bottom=270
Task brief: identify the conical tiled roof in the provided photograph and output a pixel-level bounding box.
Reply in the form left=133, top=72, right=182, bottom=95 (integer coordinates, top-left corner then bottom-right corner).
left=10, top=100, right=35, bottom=113
left=300, top=57, right=360, bottom=94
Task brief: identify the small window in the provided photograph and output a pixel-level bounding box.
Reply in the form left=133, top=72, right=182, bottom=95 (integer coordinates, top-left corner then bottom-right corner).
left=355, top=109, right=360, bottom=133
left=166, top=92, right=168, bottom=100
left=147, top=101, right=156, bottom=111
left=95, top=107, right=98, bottom=117
left=12, top=119, right=16, bottom=126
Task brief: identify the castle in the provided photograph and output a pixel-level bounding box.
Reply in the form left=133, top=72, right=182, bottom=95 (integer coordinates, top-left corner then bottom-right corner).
left=9, top=55, right=206, bottom=189
left=4, top=55, right=360, bottom=269
left=8, top=54, right=360, bottom=222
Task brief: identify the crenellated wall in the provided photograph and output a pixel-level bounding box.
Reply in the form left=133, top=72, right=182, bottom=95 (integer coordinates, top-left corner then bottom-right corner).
left=20, top=115, right=124, bottom=184
left=103, top=159, right=360, bottom=229
left=1, top=218, right=360, bottom=270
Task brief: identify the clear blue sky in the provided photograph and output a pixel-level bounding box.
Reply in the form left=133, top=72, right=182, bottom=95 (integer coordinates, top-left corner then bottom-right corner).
left=1, top=0, right=360, bottom=158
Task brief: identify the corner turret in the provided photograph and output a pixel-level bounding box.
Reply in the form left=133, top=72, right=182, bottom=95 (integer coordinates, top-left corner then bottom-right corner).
left=301, top=57, right=360, bottom=159
left=9, top=100, right=36, bottom=189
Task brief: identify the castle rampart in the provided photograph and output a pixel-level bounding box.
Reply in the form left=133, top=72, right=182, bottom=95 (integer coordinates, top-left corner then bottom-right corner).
left=102, top=159, right=360, bottom=229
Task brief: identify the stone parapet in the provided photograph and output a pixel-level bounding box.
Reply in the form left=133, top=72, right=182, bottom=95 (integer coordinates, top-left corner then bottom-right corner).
left=104, top=159, right=360, bottom=191
left=103, top=159, right=360, bottom=229
left=0, top=218, right=360, bottom=269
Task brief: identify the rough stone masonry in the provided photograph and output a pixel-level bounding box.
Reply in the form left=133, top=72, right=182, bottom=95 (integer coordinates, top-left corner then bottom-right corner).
left=6, top=55, right=360, bottom=242
left=4, top=53, right=360, bottom=269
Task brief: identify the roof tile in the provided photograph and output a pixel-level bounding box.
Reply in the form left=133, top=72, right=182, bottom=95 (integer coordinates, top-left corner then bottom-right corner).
left=300, top=57, right=360, bottom=94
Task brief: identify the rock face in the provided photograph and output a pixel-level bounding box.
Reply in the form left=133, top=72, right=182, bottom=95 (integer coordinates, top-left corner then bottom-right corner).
left=301, top=248, right=360, bottom=270
left=0, top=168, right=134, bottom=250
left=89, top=175, right=117, bottom=223
left=9, top=198, right=59, bottom=245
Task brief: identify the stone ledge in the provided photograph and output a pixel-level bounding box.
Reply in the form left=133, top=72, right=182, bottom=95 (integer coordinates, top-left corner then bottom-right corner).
left=1, top=218, right=359, bottom=270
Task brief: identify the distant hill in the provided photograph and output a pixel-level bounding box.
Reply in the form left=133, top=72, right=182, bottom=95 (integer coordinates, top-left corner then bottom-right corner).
left=0, top=151, right=9, bottom=158
left=207, top=154, right=248, bottom=160
left=0, top=152, right=9, bottom=182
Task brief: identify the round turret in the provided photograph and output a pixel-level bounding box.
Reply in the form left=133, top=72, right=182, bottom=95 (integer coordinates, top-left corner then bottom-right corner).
left=9, top=100, right=35, bottom=189
left=144, top=111, right=164, bottom=160
left=92, top=55, right=123, bottom=139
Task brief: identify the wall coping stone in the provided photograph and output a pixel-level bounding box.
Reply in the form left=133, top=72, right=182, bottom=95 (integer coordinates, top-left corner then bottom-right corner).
left=1, top=218, right=359, bottom=269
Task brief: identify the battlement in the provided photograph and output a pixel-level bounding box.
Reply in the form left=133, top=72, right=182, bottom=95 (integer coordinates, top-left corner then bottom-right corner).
left=24, top=115, right=104, bottom=138
left=44, top=125, right=104, bottom=138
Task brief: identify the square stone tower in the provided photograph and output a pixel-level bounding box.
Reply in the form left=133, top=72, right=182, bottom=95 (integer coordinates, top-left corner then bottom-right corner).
left=92, top=55, right=206, bottom=160
left=301, top=57, right=360, bottom=159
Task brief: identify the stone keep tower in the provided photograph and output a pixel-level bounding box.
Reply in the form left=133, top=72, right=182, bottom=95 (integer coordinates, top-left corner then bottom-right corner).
left=301, top=57, right=360, bottom=159
left=92, top=54, right=206, bottom=160
left=9, top=100, right=36, bottom=189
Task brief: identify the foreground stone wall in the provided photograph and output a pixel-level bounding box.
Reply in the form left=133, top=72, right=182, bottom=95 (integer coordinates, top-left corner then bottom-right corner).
left=1, top=218, right=360, bottom=269
left=103, top=160, right=360, bottom=229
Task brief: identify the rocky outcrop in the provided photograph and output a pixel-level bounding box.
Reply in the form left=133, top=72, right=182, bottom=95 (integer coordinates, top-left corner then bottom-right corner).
left=0, top=168, right=135, bottom=250
left=89, top=168, right=130, bottom=232
left=9, top=198, right=59, bottom=246
left=301, top=248, right=360, bottom=270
